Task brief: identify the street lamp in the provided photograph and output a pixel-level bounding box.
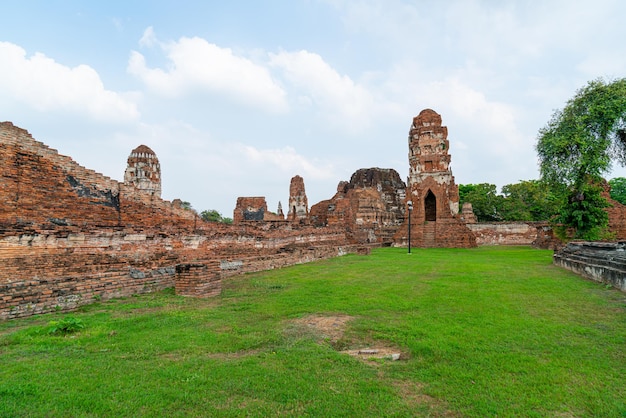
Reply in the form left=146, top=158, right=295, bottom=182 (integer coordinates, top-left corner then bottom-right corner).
left=407, top=200, right=413, bottom=254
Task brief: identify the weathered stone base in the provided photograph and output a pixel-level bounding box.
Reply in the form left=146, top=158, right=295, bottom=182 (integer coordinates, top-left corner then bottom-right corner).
left=395, top=219, right=477, bottom=248
left=554, top=242, right=626, bottom=292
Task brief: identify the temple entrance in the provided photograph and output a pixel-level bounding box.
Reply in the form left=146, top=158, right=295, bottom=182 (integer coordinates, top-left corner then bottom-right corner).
left=425, top=190, right=437, bottom=221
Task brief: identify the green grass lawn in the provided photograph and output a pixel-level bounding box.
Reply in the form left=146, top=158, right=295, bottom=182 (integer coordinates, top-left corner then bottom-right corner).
left=1, top=246, right=625, bottom=417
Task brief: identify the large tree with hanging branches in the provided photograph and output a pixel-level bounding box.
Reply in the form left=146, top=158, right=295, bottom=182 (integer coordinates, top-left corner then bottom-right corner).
left=536, top=78, right=626, bottom=240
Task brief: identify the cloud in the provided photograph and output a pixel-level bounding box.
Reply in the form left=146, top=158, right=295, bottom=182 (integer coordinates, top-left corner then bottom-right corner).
left=269, top=49, right=376, bottom=133
left=128, top=27, right=288, bottom=113
left=0, top=41, right=139, bottom=122
left=240, top=144, right=336, bottom=181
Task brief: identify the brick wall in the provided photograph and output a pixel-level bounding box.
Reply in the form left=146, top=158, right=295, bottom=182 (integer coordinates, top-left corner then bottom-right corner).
left=0, top=122, right=360, bottom=320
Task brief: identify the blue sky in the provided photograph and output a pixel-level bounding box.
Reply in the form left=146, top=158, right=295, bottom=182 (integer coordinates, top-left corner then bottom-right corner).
left=2, top=1, right=626, bottom=216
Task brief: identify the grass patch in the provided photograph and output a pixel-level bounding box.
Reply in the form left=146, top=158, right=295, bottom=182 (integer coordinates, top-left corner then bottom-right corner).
left=1, top=246, right=625, bottom=416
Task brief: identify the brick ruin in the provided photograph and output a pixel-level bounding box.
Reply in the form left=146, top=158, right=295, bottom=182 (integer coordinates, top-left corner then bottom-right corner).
left=5, top=106, right=626, bottom=318
left=124, top=144, right=162, bottom=197
left=0, top=122, right=361, bottom=319
left=232, top=174, right=309, bottom=225
left=288, top=175, right=309, bottom=223
left=310, top=168, right=406, bottom=244
left=393, top=109, right=477, bottom=248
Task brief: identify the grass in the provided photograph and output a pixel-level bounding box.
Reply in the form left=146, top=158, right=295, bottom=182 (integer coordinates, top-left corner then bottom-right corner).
left=1, top=246, right=625, bottom=417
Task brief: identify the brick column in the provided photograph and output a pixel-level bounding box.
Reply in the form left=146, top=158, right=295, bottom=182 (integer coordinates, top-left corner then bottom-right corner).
left=175, top=262, right=221, bottom=297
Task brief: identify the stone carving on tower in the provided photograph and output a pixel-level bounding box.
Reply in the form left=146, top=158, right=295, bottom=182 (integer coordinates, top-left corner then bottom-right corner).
left=394, top=109, right=476, bottom=248
left=124, top=145, right=162, bottom=197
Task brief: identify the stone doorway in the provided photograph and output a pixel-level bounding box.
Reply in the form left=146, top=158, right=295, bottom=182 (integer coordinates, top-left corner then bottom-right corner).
left=425, top=190, right=437, bottom=221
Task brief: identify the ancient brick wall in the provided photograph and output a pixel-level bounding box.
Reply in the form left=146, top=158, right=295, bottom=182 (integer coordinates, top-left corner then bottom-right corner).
left=233, top=196, right=285, bottom=223
left=604, top=187, right=626, bottom=240
left=0, top=122, right=359, bottom=320
left=467, top=223, right=537, bottom=246
left=0, top=122, right=197, bottom=230
left=0, top=223, right=356, bottom=319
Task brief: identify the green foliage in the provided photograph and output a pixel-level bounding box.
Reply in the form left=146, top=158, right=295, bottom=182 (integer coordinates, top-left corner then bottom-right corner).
left=554, top=181, right=612, bottom=240
left=180, top=201, right=192, bottom=210
left=458, top=183, right=503, bottom=222
left=47, top=316, right=85, bottom=335
left=1, top=248, right=625, bottom=416
left=609, top=177, right=626, bottom=204
left=200, top=209, right=233, bottom=224
left=536, top=78, right=626, bottom=238
left=500, top=180, right=562, bottom=221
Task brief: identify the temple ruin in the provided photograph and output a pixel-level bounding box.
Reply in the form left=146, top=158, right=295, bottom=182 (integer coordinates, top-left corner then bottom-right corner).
left=0, top=122, right=361, bottom=319
left=4, top=107, right=626, bottom=319
left=393, top=109, right=477, bottom=248
left=310, top=168, right=406, bottom=244
left=124, top=144, right=162, bottom=197
left=288, top=175, right=309, bottom=223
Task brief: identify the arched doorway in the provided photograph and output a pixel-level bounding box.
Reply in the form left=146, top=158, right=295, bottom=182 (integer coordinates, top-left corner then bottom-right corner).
left=425, top=190, right=437, bottom=221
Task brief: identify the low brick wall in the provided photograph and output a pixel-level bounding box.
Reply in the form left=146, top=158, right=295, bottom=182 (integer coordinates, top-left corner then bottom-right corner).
left=554, top=242, right=626, bottom=292
left=0, top=266, right=177, bottom=320
left=175, top=262, right=221, bottom=298
left=467, top=222, right=536, bottom=246
left=0, top=225, right=365, bottom=320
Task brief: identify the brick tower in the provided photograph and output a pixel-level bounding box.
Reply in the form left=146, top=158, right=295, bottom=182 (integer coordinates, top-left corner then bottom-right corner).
left=394, top=109, right=476, bottom=248
left=124, top=145, right=162, bottom=197
left=287, top=175, right=308, bottom=223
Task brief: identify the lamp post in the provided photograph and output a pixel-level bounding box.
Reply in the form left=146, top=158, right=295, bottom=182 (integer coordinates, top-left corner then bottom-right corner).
left=407, top=200, right=413, bottom=254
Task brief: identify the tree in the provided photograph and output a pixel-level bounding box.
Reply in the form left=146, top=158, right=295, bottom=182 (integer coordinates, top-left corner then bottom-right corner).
left=536, top=78, right=626, bottom=239
left=500, top=180, right=562, bottom=222
left=200, top=209, right=233, bottom=224
left=608, top=177, right=626, bottom=205
left=459, top=183, right=503, bottom=222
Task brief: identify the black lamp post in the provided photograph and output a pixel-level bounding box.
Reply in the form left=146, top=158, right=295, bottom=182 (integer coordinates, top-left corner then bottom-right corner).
left=407, top=200, right=413, bottom=254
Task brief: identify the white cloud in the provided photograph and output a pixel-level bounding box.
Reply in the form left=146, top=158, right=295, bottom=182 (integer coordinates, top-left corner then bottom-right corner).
left=0, top=41, right=139, bottom=122
left=128, top=27, right=288, bottom=113
left=240, top=144, right=336, bottom=181
left=269, top=49, right=376, bottom=133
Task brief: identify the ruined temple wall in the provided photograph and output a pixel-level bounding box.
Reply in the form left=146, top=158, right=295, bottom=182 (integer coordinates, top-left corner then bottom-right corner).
left=606, top=195, right=626, bottom=240
left=0, top=224, right=353, bottom=319
left=467, top=223, right=538, bottom=246
left=0, top=122, right=196, bottom=229
left=0, top=122, right=360, bottom=319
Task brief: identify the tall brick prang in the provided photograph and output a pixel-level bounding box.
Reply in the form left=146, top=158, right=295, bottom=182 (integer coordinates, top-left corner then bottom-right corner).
left=288, top=175, right=308, bottom=223
left=394, top=109, right=476, bottom=248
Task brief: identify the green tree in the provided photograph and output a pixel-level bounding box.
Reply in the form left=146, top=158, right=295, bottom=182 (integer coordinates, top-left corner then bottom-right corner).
left=459, top=183, right=503, bottom=222
left=500, top=180, right=562, bottom=222
left=608, top=177, right=626, bottom=204
left=536, top=78, right=626, bottom=239
left=200, top=209, right=233, bottom=224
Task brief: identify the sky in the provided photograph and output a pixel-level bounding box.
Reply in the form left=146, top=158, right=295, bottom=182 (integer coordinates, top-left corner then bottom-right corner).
left=2, top=1, right=626, bottom=217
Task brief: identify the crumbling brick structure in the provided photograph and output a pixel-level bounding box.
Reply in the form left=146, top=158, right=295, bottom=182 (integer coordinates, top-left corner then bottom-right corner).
left=233, top=197, right=285, bottom=223
left=124, top=144, right=162, bottom=197
left=394, top=109, right=476, bottom=248
left=310, top=168, right=406, bottom=244
left=287, top=175, right=309, bottom=223
left=0, top=122, right=361, bottom=320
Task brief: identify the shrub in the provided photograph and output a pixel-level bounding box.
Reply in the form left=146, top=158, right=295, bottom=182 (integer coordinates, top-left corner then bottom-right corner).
left=48, top=316, right=85, bottom=335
